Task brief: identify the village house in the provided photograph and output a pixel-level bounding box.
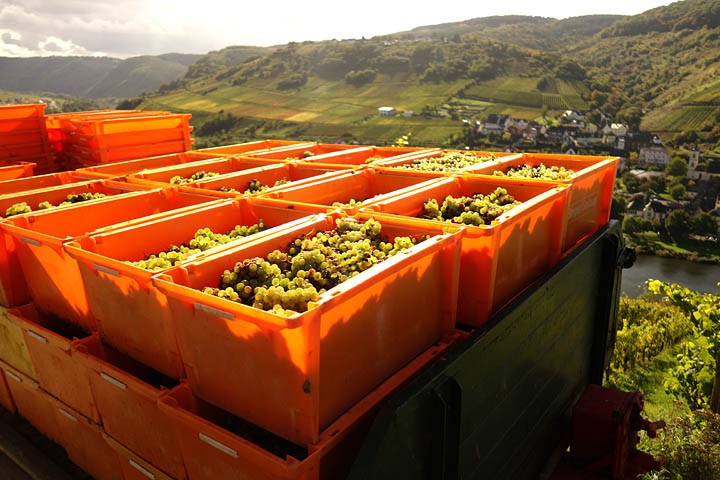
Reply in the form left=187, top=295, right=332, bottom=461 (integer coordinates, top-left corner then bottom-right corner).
left=642, top=199, right=671, bottom=222
left=481, top=114, right=507, bottom=135
left=610, top=123, right=628, bottom=137
left=688, top=149, right=720, bottom=181
left=378, top=106, right=396, bottom=117
left=638, top=145, right=671, bottom=168
left=562, top=110, right=585, bottom=122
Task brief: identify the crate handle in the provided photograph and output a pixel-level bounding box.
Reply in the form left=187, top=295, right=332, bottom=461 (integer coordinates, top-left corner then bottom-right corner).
left=4, top=370, right=21, bottom=383
left=20, top=237, right=40, bottom=247
left=100, top=372, right=127, bottom=390
left=129, top=459, right=155, bottom=479
left=58, top=407, right=79, bottom=423
left=199, top=433, right=238, bottom=458
left=26, top=330, right=48, bottom=344
left=93, top=264, right=119, bottom=277
left=194, top=302, right=234, bottom=321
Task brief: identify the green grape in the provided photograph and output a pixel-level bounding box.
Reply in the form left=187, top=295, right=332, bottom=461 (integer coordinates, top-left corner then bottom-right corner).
left=493, top=163, right=574, bottom=181
left=37, top=201, right=54, bottom=210
left=365, top=155, right=383, bottom=164
left=200, top=218, right=424, bottom=314
left=390, top=151, right=496, bottom=173
left=58, top=193, right=106, bottom=206
left=302, top=151, right=315, bottom=158
left=218, top=187, right=239, bottom=194
left=243, top=178, right=290, bottom=195
left=170, top=171, right=220, bottom=185
left=418, top=187, right=521, bottom=226
left=127, top=220, right=268, bottom=271
left=4, top=202, right=32, bottom=217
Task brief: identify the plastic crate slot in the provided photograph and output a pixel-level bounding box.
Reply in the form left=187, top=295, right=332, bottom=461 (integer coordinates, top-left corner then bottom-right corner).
left=194, top=302, right=234, bottom=321
left=129, top=459, right=156, bottom=479
left=4, top=369, right=21, bottom=383
left=20, top=236, right=40, bottom=246
left=100, top=372, right=127, bottom=390
left=26, top=330, right=48, bottom=344
left=199, top=433, right=238, bottom=458
left=58, top=406, right=79, bottom=423
left=93, top=263, right=119, bottom=277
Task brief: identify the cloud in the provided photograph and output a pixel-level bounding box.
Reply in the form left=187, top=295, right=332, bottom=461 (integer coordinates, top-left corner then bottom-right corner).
left=0, top=28, right=105, bottom=57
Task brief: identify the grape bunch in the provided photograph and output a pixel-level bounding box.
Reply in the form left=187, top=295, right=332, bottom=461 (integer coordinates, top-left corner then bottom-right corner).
left=365, top=155, right=383, bottom=164
left=391, top=151, right=495, bottom=173
left=302, top=151, right=315, bottom=158
left=331, top=194, right=380, bottom=207
left=202, top=218, right=425, bottom=316
left=128, top=221, right=268, bottom=271
left=243, top=178, right=290, bottom=194
left=4, top=193, right=107, bottom=218
left=493, top=163, right=573, bottom=181
left=170, top=171, right=220, bottom=185
left=419, top=187, right=520, bottom=226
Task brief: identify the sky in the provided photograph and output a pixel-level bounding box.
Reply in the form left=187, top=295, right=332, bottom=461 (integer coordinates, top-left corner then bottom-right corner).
left=0, top=0, right=675, bottom=59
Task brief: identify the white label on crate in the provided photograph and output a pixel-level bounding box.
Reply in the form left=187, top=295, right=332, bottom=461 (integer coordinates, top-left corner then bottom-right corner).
left=20, top=237, right=40, bottom=246
left=4, top=370, right=21, bottom=383
left=129, top=459, right=155, bottom=479
left=199, top=433, right=238, bottom=458
left=58, top=408, right=79, bottom=423
left=26, top=330, right=48, bottom=344
left=194, top=302, right=234, bottom=321
left=93, top=264, right=119, bottom=277
left=100, top=372, right=127, bottom=390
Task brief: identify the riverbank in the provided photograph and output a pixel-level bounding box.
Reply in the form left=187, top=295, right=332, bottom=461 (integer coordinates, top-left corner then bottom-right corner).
left=624, top=232, right=720, bottom=265
left=622, top=254, right=720, bottom=298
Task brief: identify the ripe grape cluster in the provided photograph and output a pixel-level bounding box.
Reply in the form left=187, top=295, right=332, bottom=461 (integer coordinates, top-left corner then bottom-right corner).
left=170, top=171, right=220, bottom=185
left=243, top=178, right=290, bottom=194
left=4, top=193, right=107, bottom=218
left=129, top=221, right=268, bottom=271
left=365, top=155, right=383, bottom=164
left=493, top=163, right=573, bottom=181
left=202, top=218, right=424, bottom=316
left=419, top=187, right=520, bottom=226
left=392, top=151, right=495, bottom=172
left=302, top=151, right=315, bottom=158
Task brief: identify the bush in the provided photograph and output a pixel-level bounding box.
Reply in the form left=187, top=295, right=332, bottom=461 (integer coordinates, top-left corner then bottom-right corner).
left=277, top=73, right=307, bottom=90
left=609, top=298, right=693, bottom=375
left=344, top=69, right=376, bottom=87
left=197, top=112, right=241, bottom=136
left=639, top=410, right=720, bottom=480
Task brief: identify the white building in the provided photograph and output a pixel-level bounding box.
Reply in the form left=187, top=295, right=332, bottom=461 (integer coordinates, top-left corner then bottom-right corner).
left=638, top=146, right=671, bottom=168
left=688, top=149, right=720, bottom=181
left=610, top=123, right=628, bottom=137
left=378, top=107, right=396, bottom=117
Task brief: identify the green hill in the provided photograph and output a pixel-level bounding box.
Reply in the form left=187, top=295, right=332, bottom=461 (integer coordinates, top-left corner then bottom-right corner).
left=137, top=0, right=720, bottom=144
left=0, top=53, right=203, bottom=99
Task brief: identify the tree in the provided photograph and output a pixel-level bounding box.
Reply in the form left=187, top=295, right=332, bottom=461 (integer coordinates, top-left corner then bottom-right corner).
left=646, top=175, right=666, bottom=194
left=623, top=215, right=652, bottom=234
left=665, top=209, right=691, bottom=240
left=692, top=212, right=718, bottom=237
left=622, top=171, right=641, bottom=193
left=670, top=183, right=687, bottom=200
left=667, top=156, right=688, bottom=177
left=611, top=196, right=627, bottom=221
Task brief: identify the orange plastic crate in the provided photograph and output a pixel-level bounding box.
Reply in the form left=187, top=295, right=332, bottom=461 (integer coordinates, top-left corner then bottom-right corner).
left=74, top=151, right=224, bottom=179
left=1, top=360, right=61, bottom=442
left=105, top=433, right=175, bottom=480
left=160, top=338, right=455, bottom=480
left=467, top=153, right=619, bottom=251
left=1, top=187, right=222, bottom=328
left=372, top=149, right=519, bottom=172
left=259, top=168, right=448, bottom=215
left=299, top=146, right=437, bottom=167
left=127, top=156, right=283, bottom=188
left=68, top=113, right=191, bottom=137
left=153, top=213, right=463, bottom=445
left=65, top=198, right=317, bottom=378
left=361, top=175, right=570, bottom=325
left=12, top=303, right=100, bottom=422
left=66, top=139, right=193, bottom=165
left=67, top=125, right=192, bottom=150
left=74, top=335, right=186, bottom=479
left=247, top=144, right=366, bottom=161
left=0, top=104, right=45, bottom=121
left=193, top=140, right=312, bottom=157
left=0, top=367, right=15, bottom=412
left=0, top=306, right=37, bottom=379
left=0, top=170, right=93, bottom=196
left=0, top=129, right=47, bottom=146
left=184, top=162, right=352, bottom=198
left=47, top=396, right=125, bottom=480
left=0, top=141, right=50, bottom=160
left=0, top=161, right=36, bottom=181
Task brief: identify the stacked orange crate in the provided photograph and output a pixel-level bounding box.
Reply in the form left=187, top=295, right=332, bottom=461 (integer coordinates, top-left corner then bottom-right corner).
left=46, top=110, right=192, bottom=170
left=0, top=104, right=56, bottom=175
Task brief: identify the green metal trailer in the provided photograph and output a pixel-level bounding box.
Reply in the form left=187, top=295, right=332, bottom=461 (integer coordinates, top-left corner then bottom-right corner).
left=346, top=220, right=630, bottom=479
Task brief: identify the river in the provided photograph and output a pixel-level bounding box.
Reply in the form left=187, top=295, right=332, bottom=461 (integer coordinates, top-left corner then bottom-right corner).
left=621, top=254, right=720, bottom=298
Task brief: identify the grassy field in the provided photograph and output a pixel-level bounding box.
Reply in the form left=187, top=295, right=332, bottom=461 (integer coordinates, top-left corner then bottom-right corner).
left=461, top=76, right=588, bottom=111
left=641, top=104, right=720, bottom=132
